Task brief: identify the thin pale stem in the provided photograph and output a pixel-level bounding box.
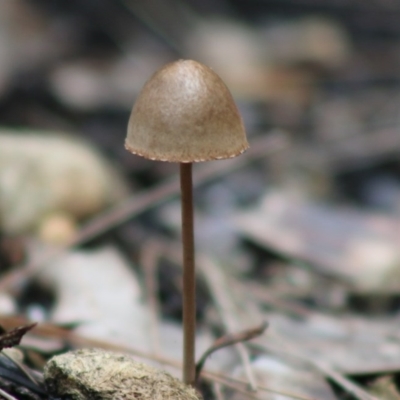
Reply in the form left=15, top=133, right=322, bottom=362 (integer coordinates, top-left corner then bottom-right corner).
left=180, top=162, right=196, bottom=386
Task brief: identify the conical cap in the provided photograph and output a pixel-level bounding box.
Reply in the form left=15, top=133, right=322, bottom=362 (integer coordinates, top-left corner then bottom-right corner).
left=125, top=59, right=248, bottom=162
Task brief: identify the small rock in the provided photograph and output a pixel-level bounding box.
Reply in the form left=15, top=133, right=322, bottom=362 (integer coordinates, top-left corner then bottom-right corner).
left=0, top=130, right=128, bottom=234
left=44, top=348, right=202, bottom=400
left=37, top=212, right=78, bottom=245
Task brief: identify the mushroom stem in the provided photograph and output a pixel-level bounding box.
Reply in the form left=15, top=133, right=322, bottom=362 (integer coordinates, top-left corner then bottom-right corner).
left=180, top=162, right=196, bottom=386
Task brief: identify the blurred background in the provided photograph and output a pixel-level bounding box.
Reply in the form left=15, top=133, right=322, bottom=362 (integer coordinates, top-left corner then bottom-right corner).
left=1, top=1, right=400, bottom=206
left=1, top=1, right=400, bottom=399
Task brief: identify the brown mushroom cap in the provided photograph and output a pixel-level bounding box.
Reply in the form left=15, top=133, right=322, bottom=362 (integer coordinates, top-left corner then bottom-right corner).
left=125, top=59, right=248, bottom=162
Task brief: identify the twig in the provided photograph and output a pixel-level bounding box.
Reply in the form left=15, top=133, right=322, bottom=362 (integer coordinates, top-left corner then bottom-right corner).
left=211, top=382, right=224, bottom=400
left=1, top=351, right=41, bottom=389
left=195, top=321, right=268, bottom=383
left=141, top=240, right=163, bottom=354
left=196, top=255, right=261, bottom=391
left=0, top=388, right=18, bottom=400
left=254, top=339, right=379, bottom=400
left=313, top=360, right=379, bottom=400
left=207, top=372, right=317, bottom=400
left=119, top=0, right=185, bottom=54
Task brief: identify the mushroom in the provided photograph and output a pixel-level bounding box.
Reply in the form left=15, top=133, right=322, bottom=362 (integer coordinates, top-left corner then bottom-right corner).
left=125, top=59, right=248, bottom=385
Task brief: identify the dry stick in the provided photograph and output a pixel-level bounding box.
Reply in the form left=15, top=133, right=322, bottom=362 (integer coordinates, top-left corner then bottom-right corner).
left=141, top=240, right=163, bottom=354
left=307, top=360, right=378, bottom=400
left=255, top=340, right=379, bottom=400
left=0, top=388, right=18, bottom=400
left=208, top=373, right=316, bottom=400
left=198, top=255, right=259, bottom=392
left=244, top=281, right=312, bottom=318
left=211, top=382, right=224, bottom=400
left=0, top=132, right=288, bottom=294
left=1, top=351, right=42, bottom=389
left=120, top=0, right=184, bottom=55
left=313, top=361, right=379, bottom=400
left=2, top=355, right=37, bottom=388
left=195, top=321, right=268, bottom=383
left=0, top=322, right=37, bottom=349
left=180, top=162, right=196, bottom=385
